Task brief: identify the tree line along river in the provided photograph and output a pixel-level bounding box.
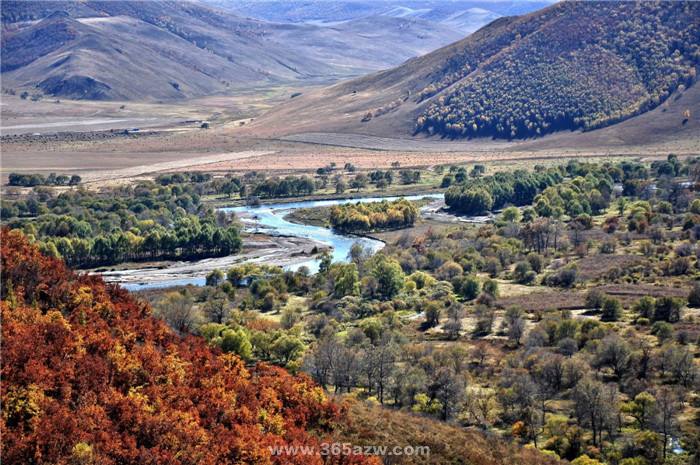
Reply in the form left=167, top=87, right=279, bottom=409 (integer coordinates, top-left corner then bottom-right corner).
left=101, top=194, right=444, bottom=290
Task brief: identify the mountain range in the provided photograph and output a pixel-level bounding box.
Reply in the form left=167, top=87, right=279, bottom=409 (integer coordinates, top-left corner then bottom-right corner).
left=3, top=0, right=697, bottom=143
left=210, top=0, right=551, bottom=34
left=0, top=0, right=464, bottom=100
left=252, top=1, right=700, bottom=141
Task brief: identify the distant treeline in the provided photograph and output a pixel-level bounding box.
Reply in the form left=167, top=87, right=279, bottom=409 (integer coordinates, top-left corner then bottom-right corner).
left=8, top=172, right=81, bottom=187
left=330, top=199, right=418, bottom=233
left=140, top=169, right=422, bottom=203
left=444, top=169, right=563, bottom=215
left=444, top=160, right=655, bottom=217
left=156, top=172, right=212, bottom=185
left=252, top=176, right=316, bottom=198
left=1, top=182, right=241, bottom=268
left=42, top=221, right=241, bottom=268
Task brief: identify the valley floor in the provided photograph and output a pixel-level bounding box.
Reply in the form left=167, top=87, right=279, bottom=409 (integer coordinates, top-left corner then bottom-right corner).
left=2, top=88, right=698, bottom=186
left=3, top=130, right=695, bottom=187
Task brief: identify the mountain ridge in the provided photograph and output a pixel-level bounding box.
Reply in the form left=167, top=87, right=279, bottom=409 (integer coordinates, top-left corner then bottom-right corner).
left=249, top=1, right=700, bottom=142
left=1, top=0, right=461, bottom=100
left=216, top=0, right=551, bottom=34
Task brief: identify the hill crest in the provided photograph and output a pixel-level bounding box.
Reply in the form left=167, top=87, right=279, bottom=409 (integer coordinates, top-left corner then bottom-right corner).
left=251, top=1, right=699, bottom=142
left=0, top=0, right=462, bottom=100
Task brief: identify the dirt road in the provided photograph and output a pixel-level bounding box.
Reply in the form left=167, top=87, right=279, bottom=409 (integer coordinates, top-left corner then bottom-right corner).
left=80, top=150, right=275, bottom=183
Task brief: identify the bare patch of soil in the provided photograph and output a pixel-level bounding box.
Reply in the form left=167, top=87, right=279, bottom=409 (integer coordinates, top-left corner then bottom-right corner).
left=497, top=283, right=689, bottom=312
left=573, top=254, right=647, bottom=281
left=497, top=290, right=585, bottom=312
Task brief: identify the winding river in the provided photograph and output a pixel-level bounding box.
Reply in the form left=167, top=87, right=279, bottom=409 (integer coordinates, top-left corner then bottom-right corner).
left=102, top=193, right=443, bottom=291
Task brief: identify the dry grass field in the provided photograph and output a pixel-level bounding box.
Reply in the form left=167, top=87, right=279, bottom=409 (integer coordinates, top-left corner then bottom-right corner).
left=2, top=80, right=698, bottom=186
left=497, top=283, right=691, bottom=312
left=1, top=123, right=685, bottom=186
left=336, top=397, right=562, bottom=465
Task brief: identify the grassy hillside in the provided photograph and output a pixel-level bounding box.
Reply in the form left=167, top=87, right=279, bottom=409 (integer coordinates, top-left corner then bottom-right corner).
left=1, top=0, right=460, bottom=100
left=338, top=398, right=561, bottom=465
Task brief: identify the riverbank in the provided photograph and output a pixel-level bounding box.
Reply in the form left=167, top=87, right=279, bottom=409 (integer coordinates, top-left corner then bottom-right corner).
left=97, top=193, right=445, bottom=289
left=97, top=233, right=329, bottom=290
left=283, top=196, right=441, bottom=229
left=203, top=187, right=445, bottom=208
left=284, top=206, right=332, bottom=227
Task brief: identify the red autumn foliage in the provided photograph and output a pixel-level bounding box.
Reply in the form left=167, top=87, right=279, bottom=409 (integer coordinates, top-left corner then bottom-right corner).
left=1, top=229, right=378, bottom=465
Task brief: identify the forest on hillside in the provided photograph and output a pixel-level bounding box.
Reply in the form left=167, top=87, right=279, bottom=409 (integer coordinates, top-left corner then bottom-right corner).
left=415, top=1, right=699, bottom=139
left=0, top=229, right=379, bottom=465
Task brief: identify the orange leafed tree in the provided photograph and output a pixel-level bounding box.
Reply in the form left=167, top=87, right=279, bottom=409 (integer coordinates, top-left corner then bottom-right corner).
left=1, top=229, right=377, bottom=465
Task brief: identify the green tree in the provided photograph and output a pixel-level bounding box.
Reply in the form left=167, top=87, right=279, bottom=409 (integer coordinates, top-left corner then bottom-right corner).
left=331, top=263, right=360, bottom=298
left=585, top=289, right=605, bottom=310
left=622, top=391, right=656, bottom=430
left=501, top=206, right=521, bottom=223
left=687, top=282, right=700, bottom=307
left=319, top=251, right=332, bottom=274
left=571, top=456, right=604, bottom=465
left=513, top=261, right=534, bottom=284
left=601, top=297, right=622, bottom=321
left=424, top=302, right=442, bottom=328
left=633, top=296, right=656, bottom=319
left=461, top=188, right=493, bottom=214
left=483, top=279, right=499, bottom=298
left=412, top=393, right=442, bottom=416
left=369, top=255, right=405, bottom=300
left=653, top=297, right=683, bottom=322
left=206, top=269, right=224, bottom=287
left=454, top=275, right=480, bottom=300
left=220, top=328, right=253, bottom=361
left=651, top=322, right=673, bottom=343
left=271, top=335, right=305, bottom=366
